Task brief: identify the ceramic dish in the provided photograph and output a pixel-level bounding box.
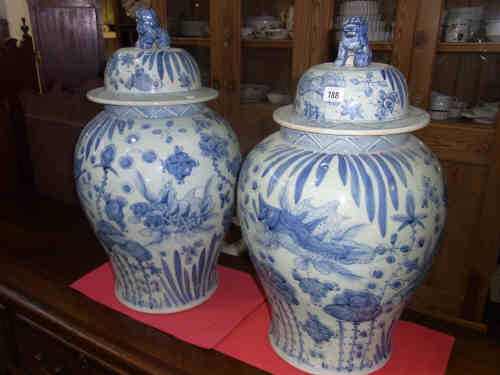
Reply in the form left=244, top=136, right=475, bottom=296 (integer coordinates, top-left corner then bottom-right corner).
left=265, top=28, right=289, bottom=40
left=246, top=16, right=281, bottom=33
left=241, top=84, right=270, bottom=103
left=267, top=92, right=291, bottom=105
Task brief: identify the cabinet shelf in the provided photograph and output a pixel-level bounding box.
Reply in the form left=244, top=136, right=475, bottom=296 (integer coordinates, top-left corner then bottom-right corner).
left=242, top=39, right=293, bottom=49
left=370, top=42, right=393, bottom=51
left=171, top=37, right=210, bottom=47
left=438, top=42, right=500, bottom=53
left=429, top=119, right=496, bottom=132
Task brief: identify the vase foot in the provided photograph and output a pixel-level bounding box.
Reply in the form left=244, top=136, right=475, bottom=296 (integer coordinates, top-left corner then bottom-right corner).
left=269, top=332, right=391, bottom=375
left=114, top=279, right=219, bottom=314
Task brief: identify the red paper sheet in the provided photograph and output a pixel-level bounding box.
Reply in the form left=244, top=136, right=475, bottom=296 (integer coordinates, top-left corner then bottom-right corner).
left=215, top=304, right=455, bottom=375
left=71, top=263, right=266, bottom=349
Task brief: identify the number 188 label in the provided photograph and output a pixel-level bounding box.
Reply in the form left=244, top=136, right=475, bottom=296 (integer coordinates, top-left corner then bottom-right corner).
left=323, top=87, right=344, bottom=103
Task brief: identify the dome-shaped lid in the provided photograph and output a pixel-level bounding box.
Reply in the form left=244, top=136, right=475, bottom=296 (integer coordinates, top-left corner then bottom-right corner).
left=274, top=17, right=429, bottom=135
left=87, top=8, right=217, bottom=106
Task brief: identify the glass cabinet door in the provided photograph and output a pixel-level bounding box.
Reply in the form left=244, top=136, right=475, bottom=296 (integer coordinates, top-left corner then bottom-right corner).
left=237, top=0, right=296, bottom=154
left=169, top=0, right=211, bottom=88
left=431, top=0, right=500, bottom=126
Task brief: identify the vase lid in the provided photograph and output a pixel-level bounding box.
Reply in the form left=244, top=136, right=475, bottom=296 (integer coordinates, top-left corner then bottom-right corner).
left=87, top=8, right=217, bottom=106
left=274, top=16, right=429, bottom=135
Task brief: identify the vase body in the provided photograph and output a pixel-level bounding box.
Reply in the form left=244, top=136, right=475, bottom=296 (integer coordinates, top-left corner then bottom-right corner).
left=75, top=104, right=240, bottom=313
left=238, top=128, right=446, bottom=374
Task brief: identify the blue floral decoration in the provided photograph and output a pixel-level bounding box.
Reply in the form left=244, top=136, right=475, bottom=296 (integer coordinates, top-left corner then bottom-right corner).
left=130, top=173, right=216, bottom=245
left=104, top=195, right=128, bottom=231
left=163, top=146, right=199, bottom=184
left=375, top=90, right=399, bottom=120
left=293, top=270, right=339, bottom=304
left=392, top=193, right=427, bottom=232
left=121, top=53, right=135, bottom=68
left=340, top=99, right=364, bottom=120
left=255, top=255, right=299, bottom=306
left=199, top=133, right=229, bottom=160
left=302, top=312, right=335, bottom=345
left=178, top=72, right=192, bottom=89
left=324, top=290, right=382, bottom=322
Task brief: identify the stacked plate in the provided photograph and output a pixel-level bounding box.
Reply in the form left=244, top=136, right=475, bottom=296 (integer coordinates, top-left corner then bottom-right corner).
left=429, top=91, right=453, bottom=120
left=441, top=6, right=484, bottom=42
left=485, top=2, right=500, bottom=41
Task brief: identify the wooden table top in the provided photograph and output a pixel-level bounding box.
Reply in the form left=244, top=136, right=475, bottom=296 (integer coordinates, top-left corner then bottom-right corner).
left=0, top=194, right=498, bottom=375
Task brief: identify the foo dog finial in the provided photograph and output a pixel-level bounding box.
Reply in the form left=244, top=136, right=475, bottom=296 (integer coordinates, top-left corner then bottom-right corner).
left=135, top=8, right=171, bottom=49
left=334, top=17, right=372, bottom=68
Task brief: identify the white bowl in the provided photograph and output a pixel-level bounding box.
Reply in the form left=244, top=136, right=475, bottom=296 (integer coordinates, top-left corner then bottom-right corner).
left=265, top=28, right=289, bottom=40
left=267, top=92, right=292, bottom=105
left=246, top=16, right=281, bottom=32
left=430, top=109, right=449, bottom=121
left=241, top=84, right=270, bottom=103
left=486, top=20, right=500, bottom=40
left=241, top=27, right=254, bottom=40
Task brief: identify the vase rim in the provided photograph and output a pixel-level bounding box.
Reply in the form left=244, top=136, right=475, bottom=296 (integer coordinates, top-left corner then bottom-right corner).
left=273, top=105, right=430, bottom=136
left=87, top=87, right=218, bottom=106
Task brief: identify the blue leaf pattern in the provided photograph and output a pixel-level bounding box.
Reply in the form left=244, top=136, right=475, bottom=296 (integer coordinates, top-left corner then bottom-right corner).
left=256, top=144, right=417, bottom=236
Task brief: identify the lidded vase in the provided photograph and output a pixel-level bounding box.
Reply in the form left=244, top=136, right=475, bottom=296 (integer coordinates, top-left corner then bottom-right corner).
left=238, top=17, right=446, bottom=374
left=74, top=8, right=240, bottom=313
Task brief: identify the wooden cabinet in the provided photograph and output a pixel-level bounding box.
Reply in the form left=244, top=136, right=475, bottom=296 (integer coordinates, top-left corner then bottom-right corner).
left=397, top=0, right=500, bottom=332
left=11, top=313, right=115, bottom=375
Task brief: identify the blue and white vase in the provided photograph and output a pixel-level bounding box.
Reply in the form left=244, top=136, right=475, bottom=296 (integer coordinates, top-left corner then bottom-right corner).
left=74, top=8, right=240, bottom=313
left=238, top=17, right=446, bottom=374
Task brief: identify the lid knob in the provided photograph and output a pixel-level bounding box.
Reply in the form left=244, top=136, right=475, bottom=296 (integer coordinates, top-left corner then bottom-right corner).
left=333, top=16, right=372, bottom=68
left=135, top=8, right=171, bottom=49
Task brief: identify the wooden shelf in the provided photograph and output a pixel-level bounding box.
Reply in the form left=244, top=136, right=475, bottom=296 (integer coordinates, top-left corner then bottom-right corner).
left=171, top=37, right=210, bottom=47
left=370, top=41, right=393, bottom=51
left=438, top=42, right=500, bottom=53
left=429, top=118, right=496, bottom=131
left=242, top=39, right=293, bottom=49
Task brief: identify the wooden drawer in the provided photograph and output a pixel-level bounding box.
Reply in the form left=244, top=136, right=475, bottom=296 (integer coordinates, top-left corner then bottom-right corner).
left=12, top=314, right=116, bottom=375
